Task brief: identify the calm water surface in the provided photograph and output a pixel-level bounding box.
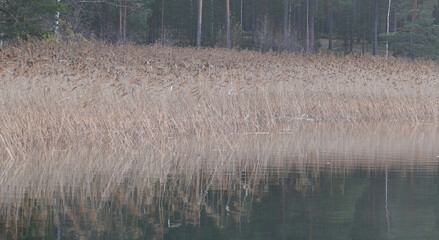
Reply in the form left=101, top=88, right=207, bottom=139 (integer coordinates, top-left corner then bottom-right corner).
left=1, top=157, right=439, bottom=240
left=2, top=124, right=439, bottom=240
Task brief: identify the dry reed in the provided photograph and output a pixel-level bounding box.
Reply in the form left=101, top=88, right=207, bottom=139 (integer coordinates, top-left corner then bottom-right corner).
left=1, top=41, right=438, bottom=150
left=1, top=123, right=438, bottom=238
left=1, top=41, right=439, bottom=236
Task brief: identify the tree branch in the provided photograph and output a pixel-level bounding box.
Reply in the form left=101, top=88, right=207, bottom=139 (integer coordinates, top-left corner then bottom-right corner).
left=0, top=6, right=29, bottom=34
left=0, top=6, right=19, bottom=24
left=76, top=1, right=120, bottom=7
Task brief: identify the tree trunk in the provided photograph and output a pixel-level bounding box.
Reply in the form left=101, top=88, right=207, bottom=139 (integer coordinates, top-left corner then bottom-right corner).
left=211, top=0, right=214, bottom=45
left=362, top=15, right=366, bottom=54
left=306, top=0, right=309, bottom=52
left=355, top=0, right=360, bottom=42
left=252, top=1, right=256, bottom=42
left=123, top=0, right=127, bottom=45
left=226, top=0, right=231, bottom=48
left=161, top=0, right=165, bottom=44
left=283, top=0, right=289, bottom=48
left=373, top=0, right=378, bottom=56
left=350, top=0, right=356, bottom=52
left=289, top=3, right=292, bottom=37
left=412, top=0, right=418, bottom=22
left=263, top=0, right=267, bottom=19
left=386, top=0, right=391, bottom=60
left=148, top=14, right=154, bottom=43
left=196, top=0, right=203, bottom=46
left=436, top=1, right=439, bottom=24
left=328, top=0, right=333, bottom=49
left=106, top=4, right=111, bottom=41
left=410, top=0, right=418, bottom=58
left=344, top=20, right=349, bottom=53
left=241, top=0, right=243, bottom=27
left=119, top=0, right=122, bottom=42
left=310, top=0, right=315, bottom=53
left=297, top=3, right=302, bottom=43
left=179, top=1, right=184, bottom=46
left=190, top=0, right=193, bottom=44
left=54, top=0, right=60, bottom=37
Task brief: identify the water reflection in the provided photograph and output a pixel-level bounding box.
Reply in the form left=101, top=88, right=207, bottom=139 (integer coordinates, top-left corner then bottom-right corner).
left=1, top=123, right=439, bottom=239
left=2, top=162, right=439, bottom=239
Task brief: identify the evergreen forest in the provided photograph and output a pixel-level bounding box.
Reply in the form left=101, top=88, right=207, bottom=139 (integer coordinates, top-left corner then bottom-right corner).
left=1, top=0, right=439, bottom=59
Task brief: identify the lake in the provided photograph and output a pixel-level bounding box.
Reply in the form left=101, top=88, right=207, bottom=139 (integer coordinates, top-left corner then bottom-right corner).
left=1, top=123, right=438, bottom=240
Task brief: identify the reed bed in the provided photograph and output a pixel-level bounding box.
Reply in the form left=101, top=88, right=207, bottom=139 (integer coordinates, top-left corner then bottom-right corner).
left=0, top=41, right=439, bottom=151
left=1, top=41, right=439, bottom=237
left=1, top=122, right=438, bottom=206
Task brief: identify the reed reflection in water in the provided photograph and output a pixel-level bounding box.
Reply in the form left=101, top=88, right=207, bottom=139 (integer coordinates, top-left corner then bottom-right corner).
left=0, top=123, right=439, bottom=240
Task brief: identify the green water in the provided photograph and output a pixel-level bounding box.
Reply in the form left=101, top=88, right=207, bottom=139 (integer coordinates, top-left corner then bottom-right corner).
left=2, top=164, right=439, bottom=240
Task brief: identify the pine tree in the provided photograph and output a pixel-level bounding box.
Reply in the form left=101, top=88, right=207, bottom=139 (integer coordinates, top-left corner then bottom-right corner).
left=387, top=0, right=439, bottom=59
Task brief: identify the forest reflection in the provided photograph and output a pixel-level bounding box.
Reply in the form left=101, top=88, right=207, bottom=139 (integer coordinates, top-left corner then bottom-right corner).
left=2, top=162, right=439, bottom=239
left=1, top=123, right=439, bottom=240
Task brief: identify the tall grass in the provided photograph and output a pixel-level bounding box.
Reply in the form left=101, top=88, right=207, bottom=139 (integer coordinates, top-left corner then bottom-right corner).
left=1, top=41, right=438, bottom=150
left=1, top=122, right=438, bottom=205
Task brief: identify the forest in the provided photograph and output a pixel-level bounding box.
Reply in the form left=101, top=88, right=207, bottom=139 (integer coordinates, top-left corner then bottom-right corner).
left=1, top=0, right=439, bottom=59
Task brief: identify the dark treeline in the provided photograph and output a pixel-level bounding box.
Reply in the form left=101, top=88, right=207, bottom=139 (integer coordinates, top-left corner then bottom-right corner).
left=1, top=0, right=439, bottom=59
